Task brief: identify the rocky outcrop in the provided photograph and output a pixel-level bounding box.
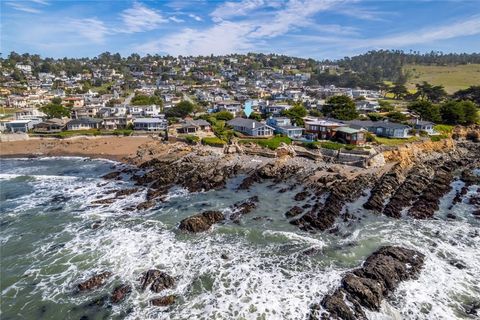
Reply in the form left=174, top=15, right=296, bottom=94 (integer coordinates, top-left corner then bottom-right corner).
left=151, top=295, right=176, bottom=307
left=363, top=165, right=405, bottom=213
left=101, top=171, right=121, bottom=180
left=140, top=269, right=175, bottom=293
left=292, top=175, right=374, bottom=232
left=285, top=206, right=304, bottom=218
left=312, top=246, right=425, bottom=320
left=77, top=271, right=112, bottom=292
left=382, top=164, right=434, bottom=218
left=135, top=156, right=241, bottom=194
left=408, top=163, right=456, bottom=219
left=178, top=210, right=225, bottom=233
left=110, top=284, right=131, bottom=304
left=230, top=196, right=259, bottom=222
left=238, top=162, right=307, bottom=190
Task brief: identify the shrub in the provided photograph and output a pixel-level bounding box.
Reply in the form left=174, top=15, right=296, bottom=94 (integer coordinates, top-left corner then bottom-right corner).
left=185, top=135, right=200, bottom=144
left=201, top=137, right=227, bottom=147
left=303, top=142, right=319, bottom=149
left=430, top=134, right=448, bottom=142
left=320, top=141, right=344, bottom=150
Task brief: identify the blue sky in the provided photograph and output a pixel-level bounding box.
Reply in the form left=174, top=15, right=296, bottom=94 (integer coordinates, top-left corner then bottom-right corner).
left=1, top=0, right=479, bottom=60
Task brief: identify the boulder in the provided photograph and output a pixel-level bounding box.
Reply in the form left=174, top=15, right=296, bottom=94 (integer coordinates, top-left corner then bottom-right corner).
left=110, top=284, right=131, bottom=304
left=140, top=269, right=175, bottom=293
left=77, top=271, right=112, bottom=292
left=285, top=206, right=304, bottom=218
left=314, top=246, right=424, bottom=320
left=151, top=295, right=176, bottom=307
left=178, top=210, right=225, bottom=233
left=101, top=171, right=121, bottom=180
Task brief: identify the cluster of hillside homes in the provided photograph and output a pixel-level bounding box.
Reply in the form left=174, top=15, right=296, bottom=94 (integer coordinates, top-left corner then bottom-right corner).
left=1, top=55, right=434, bottom=144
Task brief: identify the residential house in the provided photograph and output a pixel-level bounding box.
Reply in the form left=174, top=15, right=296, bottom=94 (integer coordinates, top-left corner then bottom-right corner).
left=176, top=119, right=211, bottom=134
left=103, top=116, right=133, bottom=130
left=263, top=104, right=291, bottom=116
left=355, top=100, right=379, bottom=113
left=304, top=118, right=345, bottom=140
left=333, top=127, right=366, bottom=145
left=128, top=105, right=161, bottom=117
left=33, top=118, right=66, bottom=133
left=66, top=118, right=103, bottom=131
left=133, top=117, right=168, bottom=131
left=215, top=100, right=242, bottom=116
left=346, top=120, right=411, bottom=138
left=266, top=117, right=304, bottom=139
left=227, top=118, right=274, bottom=137
left=5, top=119, right=37, bottom=133
left=409, top=119, right=435, bottom=134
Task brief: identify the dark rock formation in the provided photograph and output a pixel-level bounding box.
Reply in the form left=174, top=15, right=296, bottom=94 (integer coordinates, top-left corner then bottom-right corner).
left=114, top=188, right=139, bottom=197
left=151, top=295, right=176, bottom=307
left=90, top=198, right=115, bottom=205
left=178, top=210, right=225, bottom=233
left=408, top=164, right=455, bottom=219
left=102, top=171, right=121, bottom=180
left=285, top=206, right=304, bottom=218
left=294, top=190, right=309, bottom=201
left=312, top=246, right=425, bottom=320
left=77, top=271, right=112, bottom=292
left=363, top=165, right=404, bottom=212
left=136, top=200, right=156, bottom=210
left=232, top=196, right=258, bottom=215
left=140, top=269, right=175, bottom=293
left=110, top=284, right=131, bottom=303
left=382, top=165, right=434, bottom=218
left=292, top=175, right=374, bottom=231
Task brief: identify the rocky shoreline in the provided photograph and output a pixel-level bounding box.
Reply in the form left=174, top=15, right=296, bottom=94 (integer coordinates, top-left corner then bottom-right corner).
left=75, top=130, right=479, bottom=319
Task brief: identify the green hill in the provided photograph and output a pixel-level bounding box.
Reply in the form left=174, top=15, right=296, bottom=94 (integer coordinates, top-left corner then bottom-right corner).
left=404, top=64, right=480, bottom=94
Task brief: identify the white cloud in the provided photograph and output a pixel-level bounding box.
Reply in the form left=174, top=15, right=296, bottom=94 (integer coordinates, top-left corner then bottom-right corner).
left=358, top=15, right=480, bottom=48
left=188, top=13, right=203, bottom=21
left=69, top=18, right=110, bottom=43
left=139, top=21, right=254, bottom=56
left=120, top=2, right=167, bottom=33
left=169, top=16, right=185, bottom=23
left=6, top=2, right=42, bottom=13
left=30, top=0, right=50, bottom=5
left=211, top=0, right=269, bottom=20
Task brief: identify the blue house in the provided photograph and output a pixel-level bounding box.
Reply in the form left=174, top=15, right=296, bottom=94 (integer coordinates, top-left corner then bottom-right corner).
left=266, top=117, right=304, bottom=139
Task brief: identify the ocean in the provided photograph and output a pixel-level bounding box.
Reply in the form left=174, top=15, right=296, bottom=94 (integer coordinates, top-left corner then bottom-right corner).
left=1, top=157, right=479, bottom=320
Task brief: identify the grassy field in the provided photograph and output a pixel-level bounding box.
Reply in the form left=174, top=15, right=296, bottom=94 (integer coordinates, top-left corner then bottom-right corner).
left=404, top=64, right=480, bottom=94
left=374, top=136, right=419, bottom=146
left=238, top=136, right=291, bottom=150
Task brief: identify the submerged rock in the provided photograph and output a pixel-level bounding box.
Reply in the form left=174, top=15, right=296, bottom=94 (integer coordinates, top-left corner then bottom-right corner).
left=140, top=269, right=175, bottom=293
left=110, top=284, right=132, bottom=304
left=285, top=206, right=304, bottom=218
left=178, top=210, right=225, bottom=233
left=102, top=171, right=121, bottom=180
left=151, top=295, right=176, bottom=307
left=231, top=196, right=259, bottom=215
left=77, top=271, right=112, bottom=292
left=312, top=246, right=425, bottom=320
left=294, top=190, right=310, bottom=201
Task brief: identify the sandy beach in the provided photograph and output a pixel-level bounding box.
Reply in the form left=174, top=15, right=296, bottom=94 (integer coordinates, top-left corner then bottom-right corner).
left=0, top=136, right=155, bottom=161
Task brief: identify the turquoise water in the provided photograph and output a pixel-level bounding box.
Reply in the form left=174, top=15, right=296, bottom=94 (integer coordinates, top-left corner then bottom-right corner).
left=0, top=157, right=479, bottom=319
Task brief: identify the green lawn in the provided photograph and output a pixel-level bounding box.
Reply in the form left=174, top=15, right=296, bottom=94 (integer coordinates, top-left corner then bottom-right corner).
left=404, top=64, right=480, bottom=94
left=374, top=136, right=419, bottom=146
left=433, top=124, right=454, bottom=134
left=238, top=136, right=291, bottom=150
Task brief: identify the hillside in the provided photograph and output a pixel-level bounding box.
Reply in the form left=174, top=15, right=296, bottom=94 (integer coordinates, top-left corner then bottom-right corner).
left=404, top=64, right=480, bottom=94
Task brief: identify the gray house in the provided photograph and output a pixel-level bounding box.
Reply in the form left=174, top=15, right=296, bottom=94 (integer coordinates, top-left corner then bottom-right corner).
left=266, top=117, right=304, bottom=138
left=409, top=119, right=435, bottom=134
left=5, top=120, right=36, bottom=133
left=345, top=120, right=411, bottom=138
left=133, top=117, right=168, bottom=131
left=227, top=118, right=274, bottom=137
left=66, top=118, right=103, bottom=131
